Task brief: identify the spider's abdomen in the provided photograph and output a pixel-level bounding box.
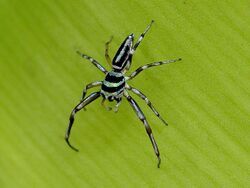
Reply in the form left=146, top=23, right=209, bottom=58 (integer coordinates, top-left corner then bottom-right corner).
left=101, top=71, right=125, bottom=101
left=112, top=34, right=134, bottom=71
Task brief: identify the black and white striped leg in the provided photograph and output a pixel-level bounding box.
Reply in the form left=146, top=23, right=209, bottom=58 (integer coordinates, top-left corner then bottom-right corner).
left=65, top=92, right=101, bottom=151
left=81, top=81, right=102, bottom=101
left=101, top=98, right=112, bottom=111
left=132, top=20, right=154, bottom=54
left=77, top=50, right=108, bottom=74
left=127, top=58, right=182, bottom=81
left=127, top=85, right=168, bottom=126
left=105, top=36, right=113, bottom=67
left=124, top=92, right=161, bottom=168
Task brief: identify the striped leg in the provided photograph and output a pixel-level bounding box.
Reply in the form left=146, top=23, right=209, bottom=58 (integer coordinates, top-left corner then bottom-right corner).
left=132, top=20, right=154, bottom=54
left=127, top=85, right=168, bottom=126
left=127, top=58, right=182, bottom=81
left=124, top=91, right=161, bottom=168
left=77, top=50, right=108, bottom=74
left=81, top=81, right=102, bottom=101
left=65, top=92, right=101, bottom=151
left=105, top=36, right=113, bottom=67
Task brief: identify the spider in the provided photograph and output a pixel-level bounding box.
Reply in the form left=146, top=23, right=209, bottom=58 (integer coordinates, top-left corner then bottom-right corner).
left=65, top=20, right=181, bottom=168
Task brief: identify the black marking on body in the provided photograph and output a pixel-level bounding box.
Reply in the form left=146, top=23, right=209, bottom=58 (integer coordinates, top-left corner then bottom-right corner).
left=105, top=72, right=124, bottom=82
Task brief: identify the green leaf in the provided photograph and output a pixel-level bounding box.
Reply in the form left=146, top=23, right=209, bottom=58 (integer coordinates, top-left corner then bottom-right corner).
left=0, top=0, right=249, bottom=187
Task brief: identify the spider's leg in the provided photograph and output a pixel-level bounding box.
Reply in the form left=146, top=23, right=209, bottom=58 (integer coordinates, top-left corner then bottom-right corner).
left=105, top=36, right=113, bottom=67
left=101, top=98, right=112, bottom=111
left=132, top=20, right=154, bottom=54
left=127, top=58, right=182, bottom=81
left=81, top=81, right=102, bottom=101
left=114, top=98, right=122, bottom=113
left=126, top=85, right=168, bottom=126
left=65, top=92, right=101, bottom=151
left=76, top=50, right=108, bottom=74
left=124, top=91, right=161, bottom=168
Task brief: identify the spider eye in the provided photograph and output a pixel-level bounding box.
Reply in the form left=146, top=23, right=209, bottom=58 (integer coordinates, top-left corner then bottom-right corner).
left=108, top=96, right=114, bottom=102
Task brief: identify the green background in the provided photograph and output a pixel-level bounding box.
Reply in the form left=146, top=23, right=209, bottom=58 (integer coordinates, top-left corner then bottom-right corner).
left=0, top=0, right=249, bottom=187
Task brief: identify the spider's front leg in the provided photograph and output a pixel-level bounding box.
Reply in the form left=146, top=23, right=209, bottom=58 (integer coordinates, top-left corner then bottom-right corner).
left=124, top=91, right=161, bottom=168
left=126, top=85, right=168, bottom=125
left=81, top=81, right=102, bottom=101
left=65, top=92, right=101, bottom=151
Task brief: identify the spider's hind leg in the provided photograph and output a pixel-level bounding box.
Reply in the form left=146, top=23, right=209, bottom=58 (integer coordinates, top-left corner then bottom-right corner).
left=77, top=50, right=108, bottom=74
left=127, top=58, right=182, bottom=81
left=105, top=36, right=113, bottom=67
left=132, top=20, right=154, bottom=54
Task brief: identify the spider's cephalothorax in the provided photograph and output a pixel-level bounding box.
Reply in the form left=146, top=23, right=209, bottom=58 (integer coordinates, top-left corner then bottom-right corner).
left=65, top=20, right=182, bottom=168
left=101, top=71, right=125, bottom=102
